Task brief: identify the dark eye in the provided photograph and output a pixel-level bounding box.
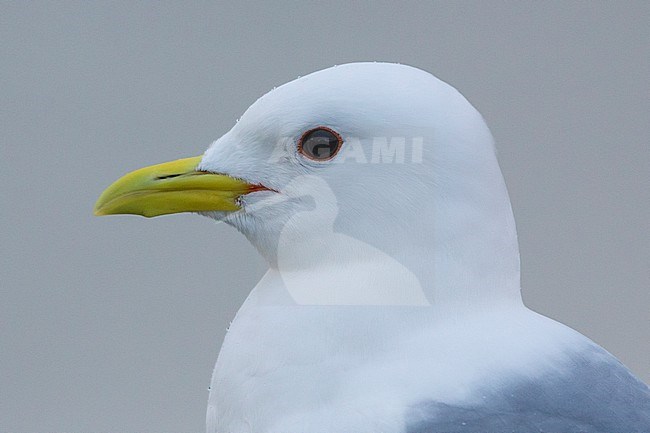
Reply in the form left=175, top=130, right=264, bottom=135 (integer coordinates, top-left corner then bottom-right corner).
left=298, top=127, right=343, bottom=161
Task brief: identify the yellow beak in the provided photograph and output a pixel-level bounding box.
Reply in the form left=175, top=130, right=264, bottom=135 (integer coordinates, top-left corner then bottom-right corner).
left=94, top=156, right=258, bottom=218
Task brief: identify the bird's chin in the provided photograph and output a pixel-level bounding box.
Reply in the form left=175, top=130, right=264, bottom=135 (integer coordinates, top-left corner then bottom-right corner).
left=197, top=210, right=237, bottom=222
left=198, top=189, right=279, bottom=223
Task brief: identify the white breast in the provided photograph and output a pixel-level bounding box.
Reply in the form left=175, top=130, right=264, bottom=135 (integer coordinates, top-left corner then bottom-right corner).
left=207, top=272, right=584, bottom=433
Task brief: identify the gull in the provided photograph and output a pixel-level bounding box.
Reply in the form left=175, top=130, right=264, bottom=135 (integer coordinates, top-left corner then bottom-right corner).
left=95, top=63, right=650, bottom=433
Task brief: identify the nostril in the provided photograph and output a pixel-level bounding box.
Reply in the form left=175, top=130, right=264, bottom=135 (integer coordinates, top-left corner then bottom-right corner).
left=155, top=173, right=182, bottom=180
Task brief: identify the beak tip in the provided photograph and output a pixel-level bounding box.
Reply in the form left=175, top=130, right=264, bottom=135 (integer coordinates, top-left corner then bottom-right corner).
left=93, top=198, right=107, bottom=216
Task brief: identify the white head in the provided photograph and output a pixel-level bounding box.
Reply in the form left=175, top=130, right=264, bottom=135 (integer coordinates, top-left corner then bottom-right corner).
left=199, top=63, right=521, bottom=306
left=96, top=62, right=521, bottom=308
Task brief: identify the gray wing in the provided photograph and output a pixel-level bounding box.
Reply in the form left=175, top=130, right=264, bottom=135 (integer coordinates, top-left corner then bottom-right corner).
left=406, top=346, right=650, bottom=433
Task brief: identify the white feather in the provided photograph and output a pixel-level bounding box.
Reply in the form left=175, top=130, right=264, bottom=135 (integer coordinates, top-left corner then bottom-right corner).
left=195, top=63, right=642, bottom=433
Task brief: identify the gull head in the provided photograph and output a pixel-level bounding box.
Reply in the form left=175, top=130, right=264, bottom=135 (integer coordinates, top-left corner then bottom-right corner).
left=95, top=63, right=521, bottom=306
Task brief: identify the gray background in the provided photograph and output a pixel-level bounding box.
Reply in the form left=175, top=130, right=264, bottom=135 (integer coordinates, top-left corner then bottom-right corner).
left=1, top=1, right=648, bottom=432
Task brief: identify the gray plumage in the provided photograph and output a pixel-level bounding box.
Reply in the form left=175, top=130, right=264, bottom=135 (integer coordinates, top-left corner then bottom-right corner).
left=407, top=345, right=650, bottom=433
